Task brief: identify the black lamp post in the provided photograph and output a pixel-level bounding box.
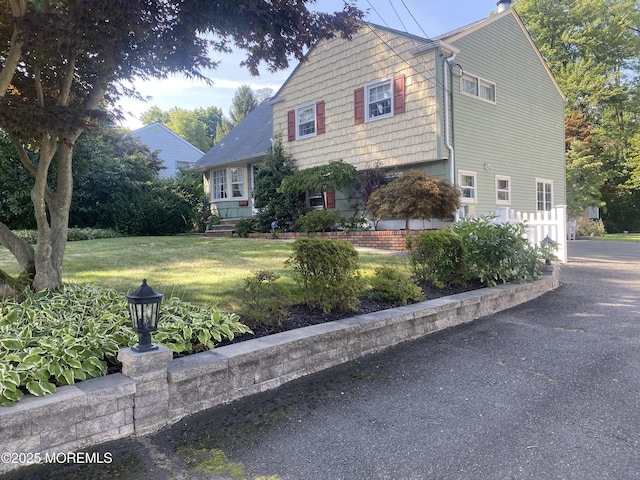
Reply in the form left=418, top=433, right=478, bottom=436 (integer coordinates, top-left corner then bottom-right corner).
left=541, top=235, right=554, bottom=266
left=127, top=279, right=163, bottom=352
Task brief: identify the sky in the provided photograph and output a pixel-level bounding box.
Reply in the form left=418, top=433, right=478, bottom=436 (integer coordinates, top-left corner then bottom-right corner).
left=117, top=0, right=500, bottom=130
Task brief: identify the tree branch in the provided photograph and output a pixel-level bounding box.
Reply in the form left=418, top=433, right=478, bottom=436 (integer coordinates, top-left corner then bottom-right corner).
left=0, top=0, right=27, bottom=95
left=9, top=135, right=37, bottom=176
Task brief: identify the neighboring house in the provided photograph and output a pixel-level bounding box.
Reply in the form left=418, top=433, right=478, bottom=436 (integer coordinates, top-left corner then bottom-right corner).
left=131, top=122, right=205, bottom=179
left=190, top=100, right=273, bottom=218
left=197, top=0, right=566, bottom=226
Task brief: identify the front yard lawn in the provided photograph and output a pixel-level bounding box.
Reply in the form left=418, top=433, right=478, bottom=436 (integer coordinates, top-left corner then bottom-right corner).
left=0, top=236, right=407, bottom=311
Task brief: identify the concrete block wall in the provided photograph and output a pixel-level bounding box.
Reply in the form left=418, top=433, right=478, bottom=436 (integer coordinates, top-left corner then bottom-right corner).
left=0, top=268, right=559, bottom=474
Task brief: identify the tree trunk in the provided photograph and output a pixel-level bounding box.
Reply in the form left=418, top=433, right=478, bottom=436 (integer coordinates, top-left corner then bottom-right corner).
left=31, top=137, right=76, bottom=292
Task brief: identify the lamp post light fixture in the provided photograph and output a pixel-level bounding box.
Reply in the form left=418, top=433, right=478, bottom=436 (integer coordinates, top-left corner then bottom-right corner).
left=127, top=279, right=163, bottom=352
left=541, top=235, right=554, bottom=266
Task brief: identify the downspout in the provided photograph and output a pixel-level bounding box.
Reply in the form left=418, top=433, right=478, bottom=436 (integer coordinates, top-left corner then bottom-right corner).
left=443, top=49, right=457, bottom=219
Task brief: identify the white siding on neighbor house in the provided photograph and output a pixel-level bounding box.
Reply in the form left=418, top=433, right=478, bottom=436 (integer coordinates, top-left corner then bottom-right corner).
left=273, top=25, right=443, bottom=172
left=132, top=123, right=205, bottom=178
left=448, top=12, right=565, bottom=215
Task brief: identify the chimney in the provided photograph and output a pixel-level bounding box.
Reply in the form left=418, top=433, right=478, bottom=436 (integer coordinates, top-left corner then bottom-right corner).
left=497, top=0, right=512, bottom=13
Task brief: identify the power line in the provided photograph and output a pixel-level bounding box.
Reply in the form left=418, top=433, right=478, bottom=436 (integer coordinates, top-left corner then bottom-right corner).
left=400, top=0, right=431, bottom=40
left=387, top=0, right=410, bottom=33
left=366, top=0, right=389, bottom=28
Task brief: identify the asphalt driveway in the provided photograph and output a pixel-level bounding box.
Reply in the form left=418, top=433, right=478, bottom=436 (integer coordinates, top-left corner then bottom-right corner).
left=3, top=240, right=639, bottom=480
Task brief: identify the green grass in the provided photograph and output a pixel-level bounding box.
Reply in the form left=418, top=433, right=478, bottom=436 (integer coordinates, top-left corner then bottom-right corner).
left=0, top=236, right=407, bottom=311
left=597, top=233, right=640, bottom=242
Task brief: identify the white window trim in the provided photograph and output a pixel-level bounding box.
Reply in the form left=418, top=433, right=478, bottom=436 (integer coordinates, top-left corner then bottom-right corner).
left=460, top=71, right=496, bottom=104
left=495, top=175, right=511, bottom=205
left=210, top=166, right=247, bottom=201
left=230, top=167, right=245, bottom=199
left=458, top=170, right=477, bottom=204
left=295, top=103, right=317, bottom=140
left=535, top=178, right=553, bottom=212
left=365, top=78, right=394, bottom=123
left=211, top=168, right=227, bottom=201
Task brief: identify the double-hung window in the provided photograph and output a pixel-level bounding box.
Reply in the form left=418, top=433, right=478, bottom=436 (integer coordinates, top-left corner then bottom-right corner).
left=211, top=169, right=227, bottom=200
left=496, top=175, right=511, bottom=205
left=296, top=104, right=316, bottom=139
left=230, top=167, right=244, bottom=199
left=211, top=167, right=246, bottom=200
left=367, top=80, right=393, bottom=121
left=461, top=73, right=496, bottom=103
left=536, top=179, right=553, bottom=211
left=458, top=170, right=477, bottom=203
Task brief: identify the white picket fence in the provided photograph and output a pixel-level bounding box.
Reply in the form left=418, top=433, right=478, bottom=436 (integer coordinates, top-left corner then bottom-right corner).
left=461, top=206, right=568, bottom=263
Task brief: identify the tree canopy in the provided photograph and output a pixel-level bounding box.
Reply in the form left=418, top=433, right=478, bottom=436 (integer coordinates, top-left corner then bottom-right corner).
left=0, top=0, right=364, bottom=293
left=515, top=0, right=640, bottom=229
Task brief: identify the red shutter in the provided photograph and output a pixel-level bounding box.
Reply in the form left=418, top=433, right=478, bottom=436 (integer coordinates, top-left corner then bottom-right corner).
left=354, top=87, right=365, bottom=124
left=394, top=74, right=406, bottom=114
left=287, top=110, right=296, bottom=141
left=325, top=190, right=336, bottom=209
left=316, top=100, right=325, bottom=134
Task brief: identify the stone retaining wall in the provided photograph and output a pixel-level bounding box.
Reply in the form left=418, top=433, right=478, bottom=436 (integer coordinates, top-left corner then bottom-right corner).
left=0, top=268, right=559, bottom=474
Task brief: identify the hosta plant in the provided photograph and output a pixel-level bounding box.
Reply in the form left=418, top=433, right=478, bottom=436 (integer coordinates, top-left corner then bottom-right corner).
left=0, top=284, right=251, bottom=406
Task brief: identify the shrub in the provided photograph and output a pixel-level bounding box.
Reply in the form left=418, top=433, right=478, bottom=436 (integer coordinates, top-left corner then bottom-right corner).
left=286, top=238, right=361, bottom=313
left=239, top=270, right=289, bottom=325
left=450, top=217, right=543, bottom=286
left=367, top=171, right=461, bottom=230
left=13, top=228, right=122, bottom=244
left=575, top=217, right=606, bottom=237
left=368, top=266, right=424, bottom=305
left=295, top=209, right=345, bottom=233
left=234, top=218, right=255, bottom=238
left=405, top=230, right=469, bottom=288
left=0, top=284, right=251, bottom=406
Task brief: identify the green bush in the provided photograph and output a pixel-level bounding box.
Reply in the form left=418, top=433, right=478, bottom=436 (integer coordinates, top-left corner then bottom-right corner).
left=239, top=270, right=289, bottom=325
left=109, top=181, right=197, bottom=236
left=406, top=230, right=469, bottom=288
left=450, top=217, right=543, bottom=286
left=234, top=218, right=255, bottom=238
left=368, top=266, right=424, bottom=305
left=0, top=284, right=251, bottom=406
left=12, top=228, right=122, bottom=244
left=286, top=238, right=361, bottom=313
left=295, top=209, right=345, bottom=233
left=575, top=217, right=606, bottom=237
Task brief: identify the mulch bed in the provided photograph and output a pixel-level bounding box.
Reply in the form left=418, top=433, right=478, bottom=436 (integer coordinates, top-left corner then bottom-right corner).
left=216, top=280, right=485, bottom=348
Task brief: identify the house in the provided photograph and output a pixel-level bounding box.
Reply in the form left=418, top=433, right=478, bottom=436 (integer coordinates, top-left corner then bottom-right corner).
left=131, top=122, right=205, bottom=179
left=196, top=0, right=566, bottom=227
left=190, top=100, right=273, bottom=218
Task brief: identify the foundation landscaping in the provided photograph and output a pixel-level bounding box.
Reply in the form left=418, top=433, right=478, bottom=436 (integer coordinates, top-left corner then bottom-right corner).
left=0, top=217, right=559, bottom=474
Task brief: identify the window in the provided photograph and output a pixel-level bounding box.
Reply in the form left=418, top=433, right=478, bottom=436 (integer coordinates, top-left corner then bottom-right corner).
left=296, top=104, right=316, bottom=139
left=176, top=161, right=193, bottom=170
left=496, top=175, right=511, bottom=205
left=458, top=170, right=477, bottom=203
left=307, top=191, right=324, bottom=210
left=211, top=169, right=227, bottom=200
left=367, top=80, right=393, bottom=121
left=536, top=179, right=553, bottom=211
left=288, top=101, right=325, bottom=141
left=461, top=73, right=496, bottom=103
left=355, top=75, right=405, bottom=124
left=211, top=167, right=247, bottom=200
left=230, top=167, right=244, bottom=198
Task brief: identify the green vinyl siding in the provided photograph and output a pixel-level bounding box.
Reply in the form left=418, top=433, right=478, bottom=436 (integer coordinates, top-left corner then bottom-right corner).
left=449, top=13, right=565, bottom=215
